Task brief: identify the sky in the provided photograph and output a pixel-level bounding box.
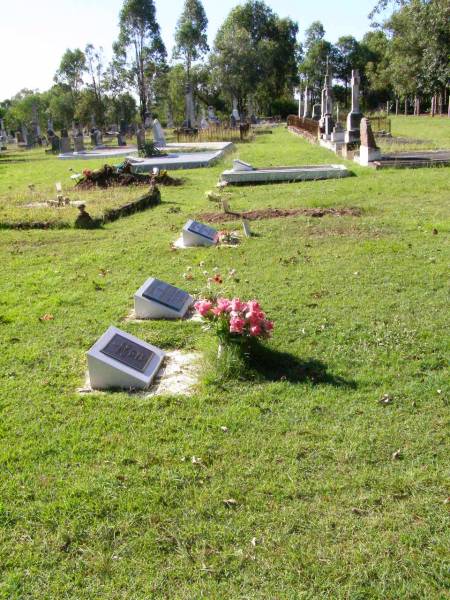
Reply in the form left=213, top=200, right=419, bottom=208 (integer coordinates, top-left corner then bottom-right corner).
left=0, top=0, right=381, bottom=101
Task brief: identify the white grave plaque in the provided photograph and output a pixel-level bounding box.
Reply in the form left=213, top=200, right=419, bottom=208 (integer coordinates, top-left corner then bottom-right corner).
left=135, top=277, right=193, bottom=319
left=55, top=182, right=62, bottom=193
left=87, top=326, right=165, bottom=390
left=182, top=219, right=218, bottom=247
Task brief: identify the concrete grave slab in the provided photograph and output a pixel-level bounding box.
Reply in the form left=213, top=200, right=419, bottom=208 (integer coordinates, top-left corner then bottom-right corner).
left=134, top=277, right=193, bottom=319
left=221, top=164, right=350, bottom=185
left=87, top=326, right=165, bottom=390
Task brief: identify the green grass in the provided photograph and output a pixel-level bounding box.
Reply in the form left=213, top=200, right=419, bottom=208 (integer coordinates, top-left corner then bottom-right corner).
left=377, top=115, right=450, bottom=152
left=0, top=126, right=449, bottom=599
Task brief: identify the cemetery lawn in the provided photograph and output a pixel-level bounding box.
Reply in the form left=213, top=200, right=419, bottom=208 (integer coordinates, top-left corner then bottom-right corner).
left=378, top=114, right=450, bottom=152
left=0, top=126, right=449, bottom=599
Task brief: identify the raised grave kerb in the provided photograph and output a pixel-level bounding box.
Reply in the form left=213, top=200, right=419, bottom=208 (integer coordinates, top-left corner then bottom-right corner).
left=134, top=277, right=193, bottom=319
left=87, top=326, right=165, bottom=390
left=182, top=219, right=218, bottom=247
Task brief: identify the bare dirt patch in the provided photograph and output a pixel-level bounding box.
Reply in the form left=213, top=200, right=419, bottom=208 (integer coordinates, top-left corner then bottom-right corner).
left=76, top=163, right=183, bottom=189
left=200, top=207, right=362, bottom=224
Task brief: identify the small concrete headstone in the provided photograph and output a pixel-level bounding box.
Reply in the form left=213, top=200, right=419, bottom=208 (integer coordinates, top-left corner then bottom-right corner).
left=358, top=118, right=381, bottom=165
left=87, top=326, right=165, bottom=390
left=182, top=219, right=218, bottom=247
left=233, top=159, right=254, bottom=172
left=55, top=182, right=62, bottom=193
left=134, top=277, right=193, bottom=319
left=222, top=198, right=230, bottom=213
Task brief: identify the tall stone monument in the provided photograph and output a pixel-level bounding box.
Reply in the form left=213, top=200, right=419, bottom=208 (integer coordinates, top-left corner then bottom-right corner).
left=358, top=118, right=381, bottom=165
left=345, top=69, right=363, bottom=143
left=296, top=87, right=303, bottom=117
left=320, top=59, right=334, bottom=138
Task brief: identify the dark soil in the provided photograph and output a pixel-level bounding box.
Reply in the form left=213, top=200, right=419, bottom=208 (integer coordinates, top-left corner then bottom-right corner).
left=200, top=207, right=362, bottom=223
left=76, top=163, right=183, bottom=189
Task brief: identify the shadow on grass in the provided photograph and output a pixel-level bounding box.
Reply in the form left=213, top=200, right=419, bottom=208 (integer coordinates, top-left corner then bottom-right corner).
left=247, top=344, right=356, bottom=388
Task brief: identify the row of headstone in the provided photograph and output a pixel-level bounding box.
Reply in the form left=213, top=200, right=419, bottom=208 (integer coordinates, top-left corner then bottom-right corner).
left=87, top=218, right=220, bottom=390
left=296, top=67, right=363, bottom=145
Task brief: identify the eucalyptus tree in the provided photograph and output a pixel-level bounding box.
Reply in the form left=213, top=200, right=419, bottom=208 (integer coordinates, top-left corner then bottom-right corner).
left=114, top=0, right=167, bottom=121
left=173, top=0, right=209, bottom=82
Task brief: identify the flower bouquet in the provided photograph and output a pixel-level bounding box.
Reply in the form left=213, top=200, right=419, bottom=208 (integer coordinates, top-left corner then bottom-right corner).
left=194, top=297, right=274, bottom=362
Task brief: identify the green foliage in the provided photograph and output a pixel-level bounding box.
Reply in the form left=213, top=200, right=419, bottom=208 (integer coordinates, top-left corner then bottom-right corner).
left=54, top=48, right=86, bottom=94
left=173, top=0, right=209, bottom=79
left=211, top=0, right=299, bottom=115
left=115, top=0, right=167, bottom=121
left=138, top=141, right=166, bottom=157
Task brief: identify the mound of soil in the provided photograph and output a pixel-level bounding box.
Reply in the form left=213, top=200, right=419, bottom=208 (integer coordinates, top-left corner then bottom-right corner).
left=200, top=207, right=362, bottom=223
left=76, top=162, right=183, bottom=189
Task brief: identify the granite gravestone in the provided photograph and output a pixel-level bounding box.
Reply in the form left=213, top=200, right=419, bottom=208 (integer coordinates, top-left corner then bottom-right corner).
left=134, top=277, right=193, bottom=319
left=87, top=326, right=165, bottom=390
left=60, top=129, right=72, bottom=153
left=182, top=220, right=218, bottom=247
left=345, top=70, right=363, bottom=143
left=358, top=118, right=381, bottom=165
left=152, top=118, right=166, bottom=147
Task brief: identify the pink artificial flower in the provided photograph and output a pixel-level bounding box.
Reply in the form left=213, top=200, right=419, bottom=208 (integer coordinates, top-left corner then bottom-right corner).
left=195, top=299, right=213, bottom=317
left=216, top=298, right=232, bottom=313
left=246, top=300, right=261, bottom=313
left=230, top=298, right=247, bottom=313
left=246, top=309, right=266, bottom=325
left=230, top=316, right=246, bottom=334
left=250, top=324, right=263, bottom=337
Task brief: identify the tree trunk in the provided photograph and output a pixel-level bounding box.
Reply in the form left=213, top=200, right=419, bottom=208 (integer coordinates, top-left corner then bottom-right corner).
left=404, top=98, right=407, bottom=116
left=431, top=95, right=436, bottom=117
left=439, top=91, right=443, bottom=115
left=395, top=98, right=399, bottom=115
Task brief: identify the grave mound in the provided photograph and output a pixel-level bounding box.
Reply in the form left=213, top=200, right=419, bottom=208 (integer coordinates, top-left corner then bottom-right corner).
left=76, top=163, right=183, bottom=189
left=200, top=207, right=362, bottom=223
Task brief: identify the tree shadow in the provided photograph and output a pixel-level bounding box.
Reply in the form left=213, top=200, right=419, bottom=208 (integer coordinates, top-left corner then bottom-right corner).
left=247, top=344, right=356, bottom=388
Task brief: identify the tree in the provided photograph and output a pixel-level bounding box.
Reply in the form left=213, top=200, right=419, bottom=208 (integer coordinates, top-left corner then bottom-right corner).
left=84, top=44, right=107, bottom=123
left=299, top=22, right=337, bottom=102
left=54, top=49, right=86, bottom=96
left=173, top=0, right=209, bottom=81
left=114, top=0, right=167, bottom=121
left=211, top=1, right=299, bottom=116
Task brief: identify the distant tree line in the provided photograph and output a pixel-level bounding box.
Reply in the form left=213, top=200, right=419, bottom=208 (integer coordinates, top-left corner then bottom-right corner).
left=0, top=0, right=448, bottom=134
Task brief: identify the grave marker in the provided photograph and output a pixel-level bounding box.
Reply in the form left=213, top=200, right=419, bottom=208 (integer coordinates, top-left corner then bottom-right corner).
left=243, top=220, right=252, bottom=237
left=182, top=220, right=218, bottom=247
left=87, top=326, right=165, bottom=390
left=134, top=277, right=193, bottom=319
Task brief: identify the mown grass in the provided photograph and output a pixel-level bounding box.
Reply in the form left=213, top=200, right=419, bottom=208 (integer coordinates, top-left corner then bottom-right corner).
left=377, top=115, right=450, bottom=152
left=0, top=125, right=449, bottom=599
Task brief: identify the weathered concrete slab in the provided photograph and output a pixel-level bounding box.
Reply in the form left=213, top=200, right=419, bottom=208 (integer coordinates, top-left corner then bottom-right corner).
left=59, top=146, right=139, bottom=160
left=130, top=143, right=234, bottom=173
left=371, top=149, right=450, bottom=169
left=220, top=163, right=350, bottom=185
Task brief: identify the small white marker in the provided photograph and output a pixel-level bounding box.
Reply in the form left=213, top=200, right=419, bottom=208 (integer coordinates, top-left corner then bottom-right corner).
left=222, top=198, right=230, bottom=213
left=55, top=182, right=62, bottom=193
left=243, top=219, right=252, bottom=237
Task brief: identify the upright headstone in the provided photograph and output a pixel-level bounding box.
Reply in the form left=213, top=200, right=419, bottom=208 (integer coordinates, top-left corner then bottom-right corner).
left=320, top=59, right=334, bottom=138
left=21, top=124, right=29, bottom=147
left=94, top=128, right=104, bottom=148
left=232, top=98, right=240, bottom=123
left=311, top=104, right=321, bottom=121
left=0, top=119, right=7, bottom=149
left=152, top=118, right=166, bottom=147
left=200, top=116, right=209, bottom=130
left=136, top=125, right=146, bottom=150
left=74, top=128, right=85, bottom=152
left=358, top=118, right=381, bottom=165
left=167, top=108, right=174, bottom=129
left=60, top=128, right=72, bottom=153
left=117, top=119, right=127, bottom=146
left=345, top=69, right=363, bottom=143
left=207, top=105, right=219, bottom=124
left=303, top=86, right=311, bottom=119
